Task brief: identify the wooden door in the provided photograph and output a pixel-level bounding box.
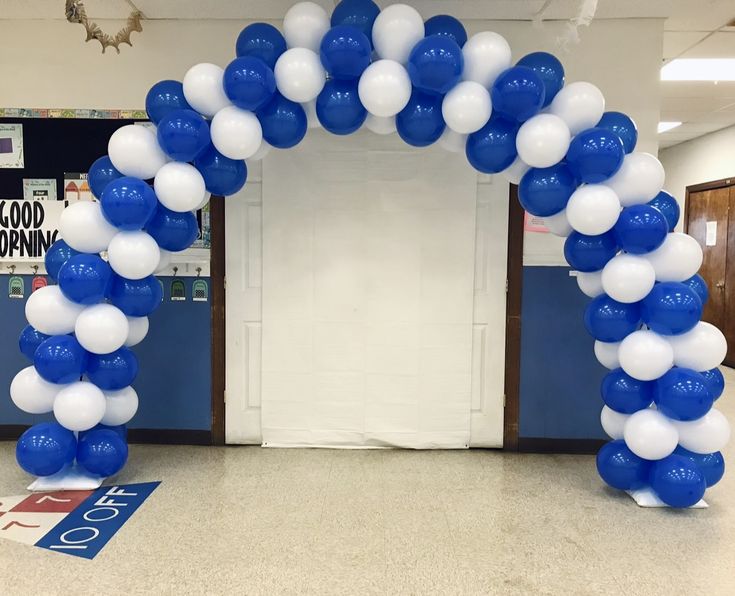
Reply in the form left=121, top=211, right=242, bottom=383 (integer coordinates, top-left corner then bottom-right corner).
left=686, top=182, right=735, bottom=366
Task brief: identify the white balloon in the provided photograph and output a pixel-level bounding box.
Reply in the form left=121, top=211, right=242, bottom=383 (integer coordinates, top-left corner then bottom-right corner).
left=75, top=303, right=130, bottom=355
left=125, top=316, right=149, bottom=347
left=302, top=99, right=320, bottom=129
left=283, top=1, right=330, bottom=52
left=548, top=82, right=605, bottom=136
left=107, top=231, right=161, bottom=280
left=101, top=386, right=139, bottom=426
left=595, top=340, right=621, bottom=370
left=601, top=254, right=656, bottom=303
left=577, top=270, right=604, bottom=298
left=358, top=60, right=412, bottom=117
left=618, top=330, right=674, bottom=381
left=502, top=157, right=530, bottom=186
left=542, top=208, right=573, bottom=237
left=183, top=63, right=232, bottom=118
left=108, top=124, right=168, bottom=180
left=248, top=140, right=272, bottom=162
left=25, top=285, right=85, bottom=335
left=210, top=106, right=263, bottom=159
left=54, top=381, right=106, bottom=432
left=601, top=406, right=628, bottom=440
left=274, top=48, right=326, bottom=103
left=154, top=162, right=207, bottom=213
left=668, top=322, right=727, bottom=371
left=674, top=408, right=731, bottom=454
left=643, top=232, right=703, bottom=282
left=194, top=192, right=211, bottom=211
left=372, top=4, right=425, bottom=64
left=624, top=409, right=678, bottom=460
left=438, top=128, right=467, bottom=153
left=442, top=81, right=492, bottom=135
left=565, top=184, right=620, bottom=235
left=516, top=114, right=571, bottom=169
left=155, top=248, right=172, bottom=273
left=462, top=31, right=512, bottom=88
left=59, top=201, right=118, bottom=253
left=365, top=114, right=397, bottom=135
left=10, top=366, right=65, bottom=414
left=605, top=152, right=665, bottom=207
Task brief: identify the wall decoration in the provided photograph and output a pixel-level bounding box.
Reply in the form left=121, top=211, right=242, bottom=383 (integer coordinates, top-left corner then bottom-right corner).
left=192, top=279, right=208, bottom=302
left=0, top=199, right=63, bottom=259
left=63, top=173, right=93, bottom=202
left=0, top=123, right=24, bottom=168
left=65, top=0, right=143, bottom=54
left=23, top=179, right=57, bottom=201
left=8, top=1, right=728, bottom=510
left=8, top=276, right=24, bottom=299
left=32, top=276, right=48, bottom=293
left=170, top=279, right=186, bottom=301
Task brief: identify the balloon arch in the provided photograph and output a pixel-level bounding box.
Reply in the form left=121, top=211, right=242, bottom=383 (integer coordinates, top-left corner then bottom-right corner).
left=11, top=1, right=729, bottom=507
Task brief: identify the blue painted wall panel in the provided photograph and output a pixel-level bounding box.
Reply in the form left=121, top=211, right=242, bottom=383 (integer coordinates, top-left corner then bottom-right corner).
left=519, top=266, right=608, bottom=440
left=0, top=276, right=211, bottom=430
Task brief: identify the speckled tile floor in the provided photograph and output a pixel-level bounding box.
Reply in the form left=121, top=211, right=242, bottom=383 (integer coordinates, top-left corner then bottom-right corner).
left=1, top=368, right=734, bottom=596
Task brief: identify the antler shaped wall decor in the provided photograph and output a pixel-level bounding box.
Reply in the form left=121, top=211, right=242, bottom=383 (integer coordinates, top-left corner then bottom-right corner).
left=65, top=0, right=143, bottom=53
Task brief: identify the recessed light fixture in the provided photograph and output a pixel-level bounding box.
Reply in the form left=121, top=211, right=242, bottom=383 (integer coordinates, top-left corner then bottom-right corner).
left=658, top=121, right=682, bottom=134
left=661, top=59, right=735, bottom=82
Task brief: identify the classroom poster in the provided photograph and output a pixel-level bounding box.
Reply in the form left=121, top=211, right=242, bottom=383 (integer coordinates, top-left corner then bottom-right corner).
left=23, top=179, right=57, bottom=201
left=0, top=123, right=24, bottom=168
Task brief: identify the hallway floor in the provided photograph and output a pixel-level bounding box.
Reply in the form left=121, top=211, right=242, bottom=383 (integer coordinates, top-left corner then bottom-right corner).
left=1, top=368, right=734, bottom=595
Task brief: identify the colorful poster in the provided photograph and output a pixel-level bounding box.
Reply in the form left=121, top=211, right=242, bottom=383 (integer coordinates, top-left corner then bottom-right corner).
left=63, top=172, right=93, bottom=202
left=8, top=276, right=24, bottom=299
left=0, top=199, right=64, bottom=259
left=192, top=279, right=209, bottom=302
left=0, top=123, right=24, bottom=168
left=23, top=179, right=57, bottom=201
left=524, top=211, right=549, bottom=233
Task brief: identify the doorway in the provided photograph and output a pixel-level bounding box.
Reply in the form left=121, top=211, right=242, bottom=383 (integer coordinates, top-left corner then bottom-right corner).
left=685, top=177, right=735, bottom=367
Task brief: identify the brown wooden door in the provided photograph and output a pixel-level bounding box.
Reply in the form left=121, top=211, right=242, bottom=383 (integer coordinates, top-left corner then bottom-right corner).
left=686, top=183, right=735, bottom=367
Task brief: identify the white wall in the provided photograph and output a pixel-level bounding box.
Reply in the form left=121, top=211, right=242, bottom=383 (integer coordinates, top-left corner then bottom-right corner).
left=660, top=125, right=735, bottom=230
left=0, top=16, right=664, bottom=264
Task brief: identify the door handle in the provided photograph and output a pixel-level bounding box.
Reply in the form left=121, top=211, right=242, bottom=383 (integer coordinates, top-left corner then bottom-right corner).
left=716, top=281, right=725, bottom=289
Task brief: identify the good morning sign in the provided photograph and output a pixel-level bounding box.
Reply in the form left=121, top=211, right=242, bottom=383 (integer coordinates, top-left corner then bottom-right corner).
left=0, top=199, right=63, bottom=259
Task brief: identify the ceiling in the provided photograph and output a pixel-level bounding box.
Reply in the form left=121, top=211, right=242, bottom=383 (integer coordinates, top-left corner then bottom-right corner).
left=4, top=0, right=735, bottom=148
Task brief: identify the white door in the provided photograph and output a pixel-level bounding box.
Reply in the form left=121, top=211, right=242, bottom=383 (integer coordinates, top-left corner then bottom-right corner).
left=226, top=131, right=507, bottom=447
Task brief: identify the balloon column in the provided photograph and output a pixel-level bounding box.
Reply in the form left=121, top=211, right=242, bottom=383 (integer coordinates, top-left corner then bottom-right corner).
left=9, top=0, right=729, bottom=505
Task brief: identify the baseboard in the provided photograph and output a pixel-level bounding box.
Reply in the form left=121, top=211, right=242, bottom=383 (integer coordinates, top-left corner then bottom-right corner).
left=0, top=425, right=212, bottom=446
left=517, top=437, right=606, bottom=454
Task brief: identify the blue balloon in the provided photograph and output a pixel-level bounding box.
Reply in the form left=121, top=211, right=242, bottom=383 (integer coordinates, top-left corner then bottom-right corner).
left=331, top=0, right=380, bottom=45
left=700, top=367, right=724, bottom=400
left=466, top=115, right=519, bottom=174
left=108, top=275, right=163, bottom=317
left=235, top=23, right=287, bottom=70
left=613, top=205, right=668, bottom=255
left=674, top=446, right=725, bottom=487
left=584, top=294, right=641, bottom=342
left=647, top=190, right=680, bottom=232
left=145, top=80, right=191, bottom=125
left=682, top=274, right=709, bottom=306
left=424, top=15, right=468, bottom=47
left=518, top=163, right=577, bottom=217
left=641, top=282, right=702, bottom=336
left=596, top=440, right=650, bottom=490
left=257, top=92, right=308, bottom=149
left=16, top=423, right=76, bottom=477
left=320, top=26, right=371, bottom=80
left=565, top=127, right=625, bottom=184
left=223, top=57, right=276, bottom=111
left=100, top=176, right=158, bottom=231
left=146, top=205, right=199, bottom=252
left=490, top=66, right=545, bottom=123
left=601, top=368, right=654, bottom=414
left=396, top=90, right=446, bottom=147
left=79, top=423, right=128, bottom=441
left=565, top=231, right=619, bottom=272
left=34, top=335, right=88, bottom=384
left=157, top=109, right=211, bottom=162
left=57, top=254, right=113, bottom=305
left=86, top=347, right=139, bottom=391
left=316, top=80, right=367, bottom=135
left=193, top=144, right=247, bottom=196
left=516, top=52, right=564, bottom=108
left=45, top=240, right=80, bottom=283
left=407, top=35, right=464, bottom=96
left=88, top=156, right=123, bottom=199
left=596, top=111, right=638, bottom=154
left=654, top=368, right=713, bottom=421
left=650, top=454, right=706, bottom=508
left=19, top=325, right=51, bottom=361
left=76, top=429, right=129, bottom=477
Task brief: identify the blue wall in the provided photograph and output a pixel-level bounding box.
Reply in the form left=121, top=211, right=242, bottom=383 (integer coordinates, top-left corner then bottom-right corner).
left=519, top=266, right=607, bottom=440
left=1, top=276, right=211, bottom=431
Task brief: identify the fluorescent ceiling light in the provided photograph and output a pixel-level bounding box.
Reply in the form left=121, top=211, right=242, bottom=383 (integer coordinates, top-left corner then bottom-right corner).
left=658, top=121, right=682, bottom=134
left=661, top=59, right=735, bottom=81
